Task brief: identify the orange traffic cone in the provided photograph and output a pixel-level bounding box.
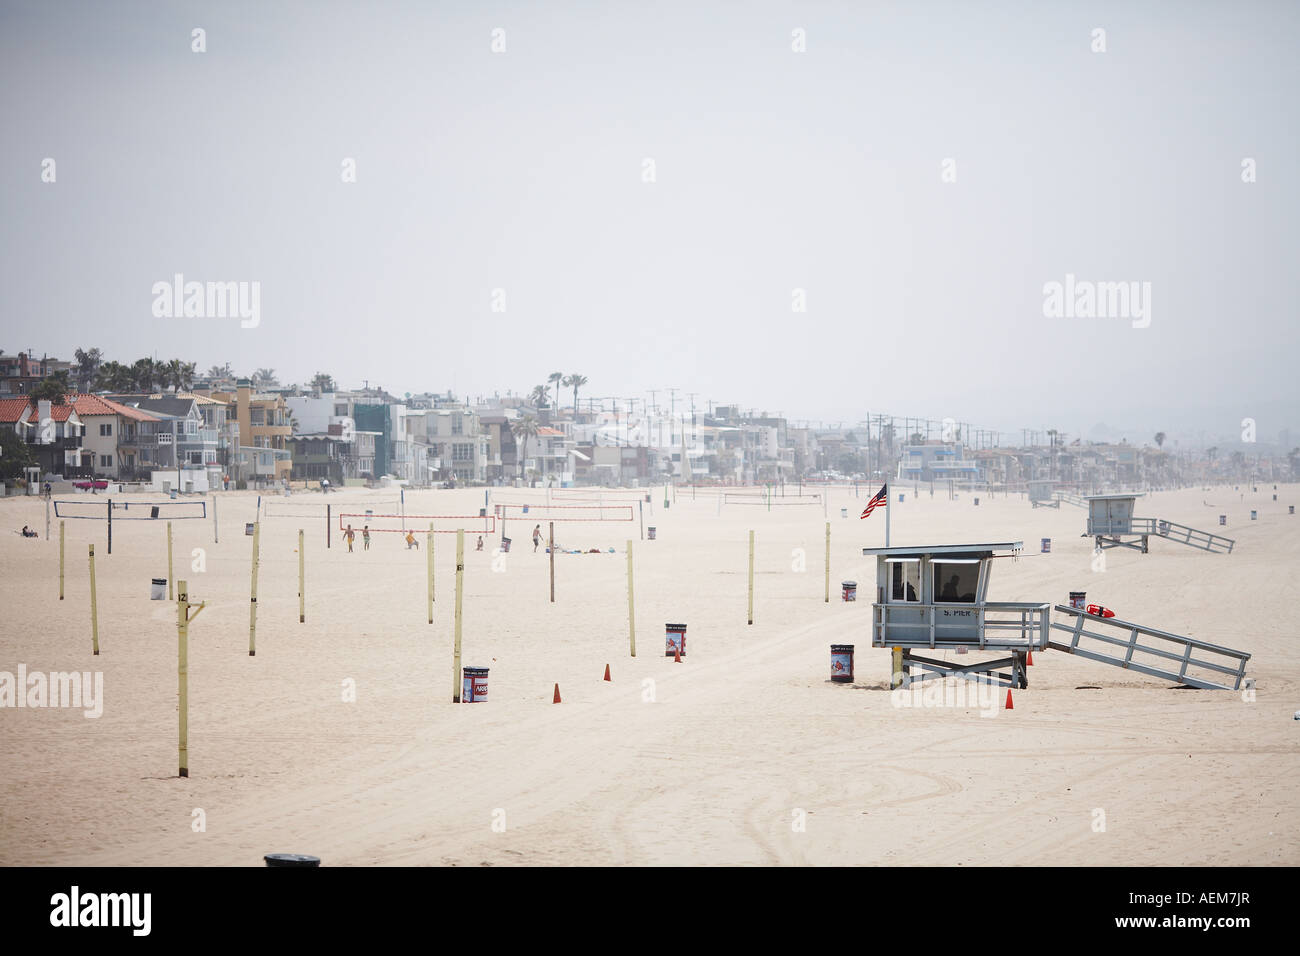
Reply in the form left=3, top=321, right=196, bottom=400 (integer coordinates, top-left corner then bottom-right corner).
left=603, top=664, right=611, bottom=682
left=1005, top=689, right=1014, bottom=710
left=674, top=647, right=682, bottom=663
left=1027, top=650, right=1034, bottom=666
left=553, top=683, right=561, bottom=703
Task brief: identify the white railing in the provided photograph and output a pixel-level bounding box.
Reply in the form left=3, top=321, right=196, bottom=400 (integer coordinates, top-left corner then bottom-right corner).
left=871, top=602, right=1051, bottom=650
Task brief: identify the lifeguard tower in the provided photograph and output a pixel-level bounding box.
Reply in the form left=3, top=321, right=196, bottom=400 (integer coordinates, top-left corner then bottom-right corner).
left=1027, top=480, right=1058, bottom=509
left=1085, top=493, right=1234, bottom=554
left=861, top=542, right=1048, bottom=689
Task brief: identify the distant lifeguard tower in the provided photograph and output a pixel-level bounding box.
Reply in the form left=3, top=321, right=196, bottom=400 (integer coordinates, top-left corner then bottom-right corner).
left=1027, top=480, right=1058, bottom=509
left=861, top=542, right=1048, bottom=689
left=1085, top=493, right=1234, bottom=553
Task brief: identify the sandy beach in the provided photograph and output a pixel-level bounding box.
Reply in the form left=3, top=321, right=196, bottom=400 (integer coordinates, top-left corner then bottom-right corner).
left=1, top=483, right=1296, bottom=866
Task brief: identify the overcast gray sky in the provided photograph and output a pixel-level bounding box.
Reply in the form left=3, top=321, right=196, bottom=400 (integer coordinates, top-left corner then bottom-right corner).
left=3, top=0, right=1297, bottom=446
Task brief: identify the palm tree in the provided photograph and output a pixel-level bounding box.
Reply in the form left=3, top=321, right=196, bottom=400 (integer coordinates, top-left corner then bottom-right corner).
left=94, top=361, right=134, bottom=392
left=310, top=372, right=336, bottom=393
left=564, top=373, right=588, bottom=410
left=73, top=348, right=102, bottom=392
left=254, top=368, right=279, bottom=389
left=29, top=371, right=71, bottom=404
left=547, top=372, right=564, bottom=409
left=163, top=358, right=184, bottom=391
left=1154, top=431, right=1166, bottom=449
left=529, top=384, right=549, bottom=408
left=510, top=415, right=540, bottom=478
left=131, top=357, right=158, bottom=392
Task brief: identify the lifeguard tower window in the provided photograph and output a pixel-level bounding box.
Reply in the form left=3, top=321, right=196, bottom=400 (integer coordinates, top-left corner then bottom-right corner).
left=888, top=558, right=921, bottom=603
left=933, top=560, right=979, bottom=603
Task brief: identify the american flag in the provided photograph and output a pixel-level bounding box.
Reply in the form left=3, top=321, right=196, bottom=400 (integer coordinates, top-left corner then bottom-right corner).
left=860, top=483, right=888, bottom=519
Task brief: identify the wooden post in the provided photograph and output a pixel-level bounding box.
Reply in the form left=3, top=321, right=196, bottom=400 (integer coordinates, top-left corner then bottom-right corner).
left=59, top=520, right=65, bottom=600
left=747, top=530, right=755, bottom=625
left=639, top=500, right=644, bottom=540
left=626, top=539, right=636, bottom=657
left=452, top=530, right=464, bottom=701
left=89, top=544, right=100, bottom=655
left=427, top=522, right=434, bottom=623
left=213, top=496, right=219, bottom=544
left=298, top=528, right=305, bottom=623
left=178, top=579, right=189, bottom=777
left=824, top=521, right=830, bottom=603
left=45, top=495, right=50, bottom=540
left=549, top=521, right=555, bottom=603
left=167, top=521, right=174, bottom=601
left=891, top=646, right=904, bottom=689
left=107, top=498, right=112, bottom=555
left=248, top=521, right=260, bottom=656
left=326, top=503, right=330, bottom=549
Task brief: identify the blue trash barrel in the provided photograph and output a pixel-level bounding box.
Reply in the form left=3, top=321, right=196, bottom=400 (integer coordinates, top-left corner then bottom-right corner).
left=1041, top=537, right=1051, bottom=553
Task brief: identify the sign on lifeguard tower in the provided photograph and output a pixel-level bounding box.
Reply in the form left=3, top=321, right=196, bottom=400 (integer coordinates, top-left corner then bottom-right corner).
left=861, top=541, right=1047, bottom=689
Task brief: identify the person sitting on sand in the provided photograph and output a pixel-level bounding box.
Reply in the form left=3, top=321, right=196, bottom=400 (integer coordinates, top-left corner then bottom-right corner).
left=20, top=525, right=37, bottom=538
left=405, top=530, right=419, bottom=550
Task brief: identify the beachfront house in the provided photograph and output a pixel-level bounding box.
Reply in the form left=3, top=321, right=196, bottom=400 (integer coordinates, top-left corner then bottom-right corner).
left=0, top=397, right=85, bottom=476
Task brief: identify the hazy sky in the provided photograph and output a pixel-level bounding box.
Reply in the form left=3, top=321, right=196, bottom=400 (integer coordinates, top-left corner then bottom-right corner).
left=3, top=0, right=1297, bottom=445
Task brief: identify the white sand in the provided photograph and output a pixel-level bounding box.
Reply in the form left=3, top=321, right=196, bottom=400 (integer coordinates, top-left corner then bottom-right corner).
left=1, top=483, right=1296, bottom=865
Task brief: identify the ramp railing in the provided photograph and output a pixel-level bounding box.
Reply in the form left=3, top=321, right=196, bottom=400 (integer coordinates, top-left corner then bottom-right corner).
left=1152, top=518, right=1235, bottom=553
left=1048, top=604, right=1249, bottom=689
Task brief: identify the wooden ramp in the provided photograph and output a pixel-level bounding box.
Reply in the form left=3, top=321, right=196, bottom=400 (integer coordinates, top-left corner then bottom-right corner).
left=1090, top=517, right=1235, bottom=554
left=1047, top=605, right=1250, bottom=690
left=1152, top=518, right=1235, bottom=553
left=1053, top=492, right=1088, bottom=509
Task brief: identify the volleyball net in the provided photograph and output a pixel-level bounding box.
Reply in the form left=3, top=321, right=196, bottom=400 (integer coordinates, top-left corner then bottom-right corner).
left=337, top=512, right=496, bottom=534
left=54, top=499, right=207, bottom=520
left=494, top=503, right=634, bottom=522
left=723, top=492, right=822, bottom=505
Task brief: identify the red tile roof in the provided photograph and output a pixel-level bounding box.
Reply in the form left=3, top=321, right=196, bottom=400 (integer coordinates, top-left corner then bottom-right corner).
left=537, top=427, right=566, bottom=436
left=70, top=393, right=161, bottom=422
left=0, top=397, right=79, bottom=425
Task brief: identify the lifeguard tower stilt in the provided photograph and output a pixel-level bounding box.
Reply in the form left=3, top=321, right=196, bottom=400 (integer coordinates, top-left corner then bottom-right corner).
left=863, top=542, right=1046, bottom=689
left=1085, top=494, right=1234, bottom=554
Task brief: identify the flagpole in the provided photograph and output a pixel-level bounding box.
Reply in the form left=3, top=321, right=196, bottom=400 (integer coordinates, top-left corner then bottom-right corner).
left=885, top=482, right=890, bottom=547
